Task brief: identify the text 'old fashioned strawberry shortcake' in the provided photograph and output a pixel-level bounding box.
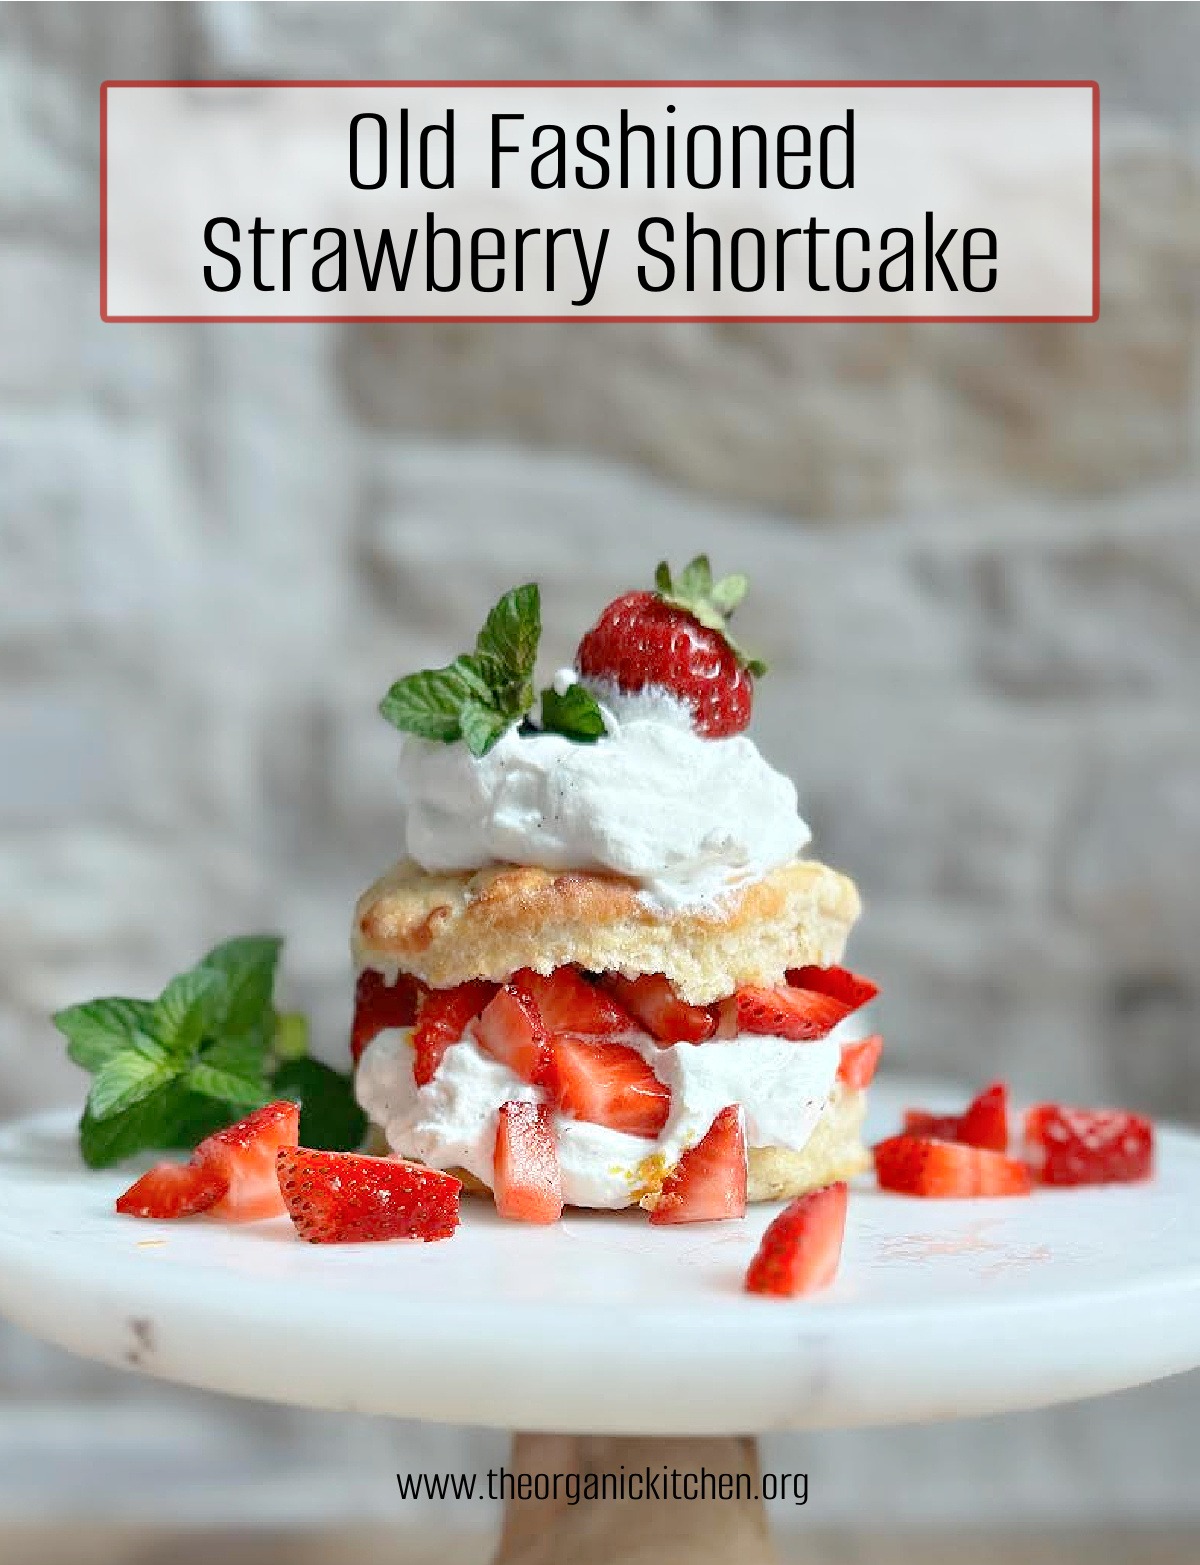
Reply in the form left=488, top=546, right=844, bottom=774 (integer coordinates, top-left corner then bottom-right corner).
left=351, top=559, right=882, bottom=1224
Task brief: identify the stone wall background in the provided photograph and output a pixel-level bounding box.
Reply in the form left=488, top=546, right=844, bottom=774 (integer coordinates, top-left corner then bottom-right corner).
left=1, top=0, right=1197, bottom=1540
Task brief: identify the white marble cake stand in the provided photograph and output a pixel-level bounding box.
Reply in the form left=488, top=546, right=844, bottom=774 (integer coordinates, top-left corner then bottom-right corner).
left=0, top=1086, right=1198, bottom=1563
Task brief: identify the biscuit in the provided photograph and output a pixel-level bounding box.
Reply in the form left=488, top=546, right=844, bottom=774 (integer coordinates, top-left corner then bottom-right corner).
left=353, top=856, right=860, bottom=1007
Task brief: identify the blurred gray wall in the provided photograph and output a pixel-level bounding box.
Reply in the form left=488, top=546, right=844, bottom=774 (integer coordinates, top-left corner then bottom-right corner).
left=0, top=0, right=1197, bottom=1538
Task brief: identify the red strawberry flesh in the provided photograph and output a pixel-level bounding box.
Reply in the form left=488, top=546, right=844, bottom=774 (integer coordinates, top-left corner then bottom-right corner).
left=475, top=986, right=551, bottom=1084
left=874, top=1135, right=1031, bottom=1198
left=603, top=973, right=715, bottom=1044
left=786, top=965, right=879, bottom=1014
left=837, top=1034, right=884, bottom=1091
left=545, top=1037, right=670, bottom=1138
left=413, top=979, right=498, bottom=1086
left=512, top=967, right=635, bottom=1038
left=350, top=968, right=424, bottom=1064
left=1024, top=1104, right=1154, bottom=1186
left=195, top=1100, right=300, bottom=1221
left=276, top=1147, right=460, bottom=1243
left=649, top=1104, right=747, bottom=1224
left=493, top=1101, right=564, bottom=1224
left=744, top=1182, right=849, bottom=1297
left=721, top=985, right=850, bottom=1042
left=116, top=1160, right=228, bottom=1220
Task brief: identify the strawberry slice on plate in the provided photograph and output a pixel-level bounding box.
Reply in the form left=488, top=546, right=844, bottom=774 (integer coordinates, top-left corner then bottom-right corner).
left=276, top=1147, right=460, bottom=1242
left=116, top=1160, right=229, bottom=1219
left=545, top=1037, right=671, bottom=1138
left=493, top=1101, right=563, bottom=1224
left=350, top=968, right=425, bottom=1064
left=786, top=965, right=879, bottom=1014
left=1024, top=1104, right=1154, bottom=1186
left=475, top=986, right=551, bottom=1085
left=412, top=979, right=498, bottom=1087
left=902, top=1081, right=1010, bottom=1152
left=649, top=1104, right=746, bottom=1224
left=719, top=985, right=850, bottom=1042
left=195, top=1100, right=300, bottom=1221
left=837, top=1034, right=883, bottom=1091
left=744, top=1182, right=849, bottom=1297
left=512, top=967, right=634, bottom=1038
left=874, top=1135, right=1031, bottom=1198
left=603, top=973, right=715, bottom=1044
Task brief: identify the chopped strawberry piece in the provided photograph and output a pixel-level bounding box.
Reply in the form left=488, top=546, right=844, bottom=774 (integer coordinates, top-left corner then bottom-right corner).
left=492, top=1101, right=563, bottom=1224
left=475, top=986, right=551, bottom=1084
left=545, top=1037, right=671, bottom=1138
left=350, top=968, right=425, bottom=1064
left=1024, top=1104, right=1154, bottom=1186
left=603, top=973, right=715, bottom=1044
left=786, top=965, right=879, bottom=1014
left=902, top=1081, right=1010, bottom=1152
left=958, top=1082, right=1010, bottom=1153
left=649, top=1105, right=747, bottom=1224
left=412, top=979, right=498, bottom=1086
left=719, top=985, right=850, bottom=1042
left=512, top=967, right=634, bottom=1038
left=116, top=1160, right=228, bottom=1220
left=837, top=1033, right=883, bottom=1091
left=195, top=1100, right=300, bottom=1221
left=276, top=1147, right=460, bottom=1243
left=744, top=1182, right=849, bottom=1297
left=874, top=1135, right=1032, bottom=1198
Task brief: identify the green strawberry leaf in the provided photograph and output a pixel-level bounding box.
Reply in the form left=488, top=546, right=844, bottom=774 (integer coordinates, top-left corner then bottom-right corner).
left=53, top=997, right=157, bottom=1073
left=272, top=1057, right=367, bottom=1152
left=540, top=682, right=606, bottom=743
left=654, top=555, right=767, bottom=678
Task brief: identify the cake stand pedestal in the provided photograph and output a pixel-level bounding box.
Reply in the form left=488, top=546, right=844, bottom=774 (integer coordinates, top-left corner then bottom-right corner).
left=0, top=1087, right=1198, bottom=1564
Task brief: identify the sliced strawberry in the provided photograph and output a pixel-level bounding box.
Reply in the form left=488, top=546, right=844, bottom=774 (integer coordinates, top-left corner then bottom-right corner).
left=545, top=1037, right=671, bottom=1138
left=412, top=979, right=498, bottom=1087
left=744, top=1182, right=849, bottom=1297
left=649, top=1104, right=746, bottom=1224
left=719, top=985, right=850, bottom=1042
left=350, top=968, right=425, bottom=1064
left=475, top=986, right=551, bottom=1084
left=874, top=1135, right=1031, bottom=1198
left=195, top=1100, right=300, bottom=1221
left=276, top=1147, right=460, bottom=1243
left=512, top=967, right=634, bottom=1038
left=786, top=965, right=879, bottom=1014
left=492, top=1101, right=563, bottom=1224
left=116, top=1160, right=229, bottom=1220
left=837, top=1033, right=883, bottom=1091
left=1024, top=1104, right=1154, bottom=1186
left=603, top=973, right=715, bottom=1044
left=902, top=1081, right=1010, bottom=1152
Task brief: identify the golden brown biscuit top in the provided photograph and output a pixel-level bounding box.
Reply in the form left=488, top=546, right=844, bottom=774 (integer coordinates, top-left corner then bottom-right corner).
left=353, top=857, right=859, bottom=1007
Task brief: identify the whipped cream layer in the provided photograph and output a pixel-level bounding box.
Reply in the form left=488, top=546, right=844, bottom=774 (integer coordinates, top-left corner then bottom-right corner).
left=397, top=674, right=810, bottom=910
left=356, top=1025, right=840, bottom=1210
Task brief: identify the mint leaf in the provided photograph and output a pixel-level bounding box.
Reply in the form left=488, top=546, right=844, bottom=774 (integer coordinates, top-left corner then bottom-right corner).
left=53, top=997, right=157, bottom=1072
left=273, top=1012, right=310, bottom=1062
left=379, top=583, right=543, bottom=754
left=272, top=1057, right=366, bottom=1152
left=79, top=1080, right=211, bottom=1169
left=200, top=936, right=282, bottom=1035
left=540, top=683, right=605, bottom=743
left=87, top=1039, right=178, bottom=1122
left=186, top=1062, right=271, bottom=1109
left=476, top=583, right=540, bottom=682
left=154, top=968, right=226, bottom=1058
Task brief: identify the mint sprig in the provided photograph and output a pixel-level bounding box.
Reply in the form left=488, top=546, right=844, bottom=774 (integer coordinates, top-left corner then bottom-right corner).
left=655, top=555, right=767, bottom=677
left=54, top=936, right=365, bottom=1168
left=380, top=584, right=542, bottom=757
left=380, top=582, right=608, bottom=754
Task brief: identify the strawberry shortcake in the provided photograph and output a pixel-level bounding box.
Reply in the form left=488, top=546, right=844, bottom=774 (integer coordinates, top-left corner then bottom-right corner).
left=352, top=559, right=881, bottom=1223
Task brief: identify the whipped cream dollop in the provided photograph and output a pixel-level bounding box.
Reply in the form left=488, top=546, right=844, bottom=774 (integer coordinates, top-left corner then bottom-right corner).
left=356, top=1025, right=841, bottom=1210
left=397, top=671, right=810, bottom=910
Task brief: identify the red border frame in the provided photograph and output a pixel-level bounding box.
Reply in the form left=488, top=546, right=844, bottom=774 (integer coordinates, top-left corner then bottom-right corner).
left=99, top=79, right=1101, bottom=324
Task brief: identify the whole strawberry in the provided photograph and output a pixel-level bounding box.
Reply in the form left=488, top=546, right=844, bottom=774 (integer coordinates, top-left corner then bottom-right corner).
left=576, top=557, right=766, bottom=738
